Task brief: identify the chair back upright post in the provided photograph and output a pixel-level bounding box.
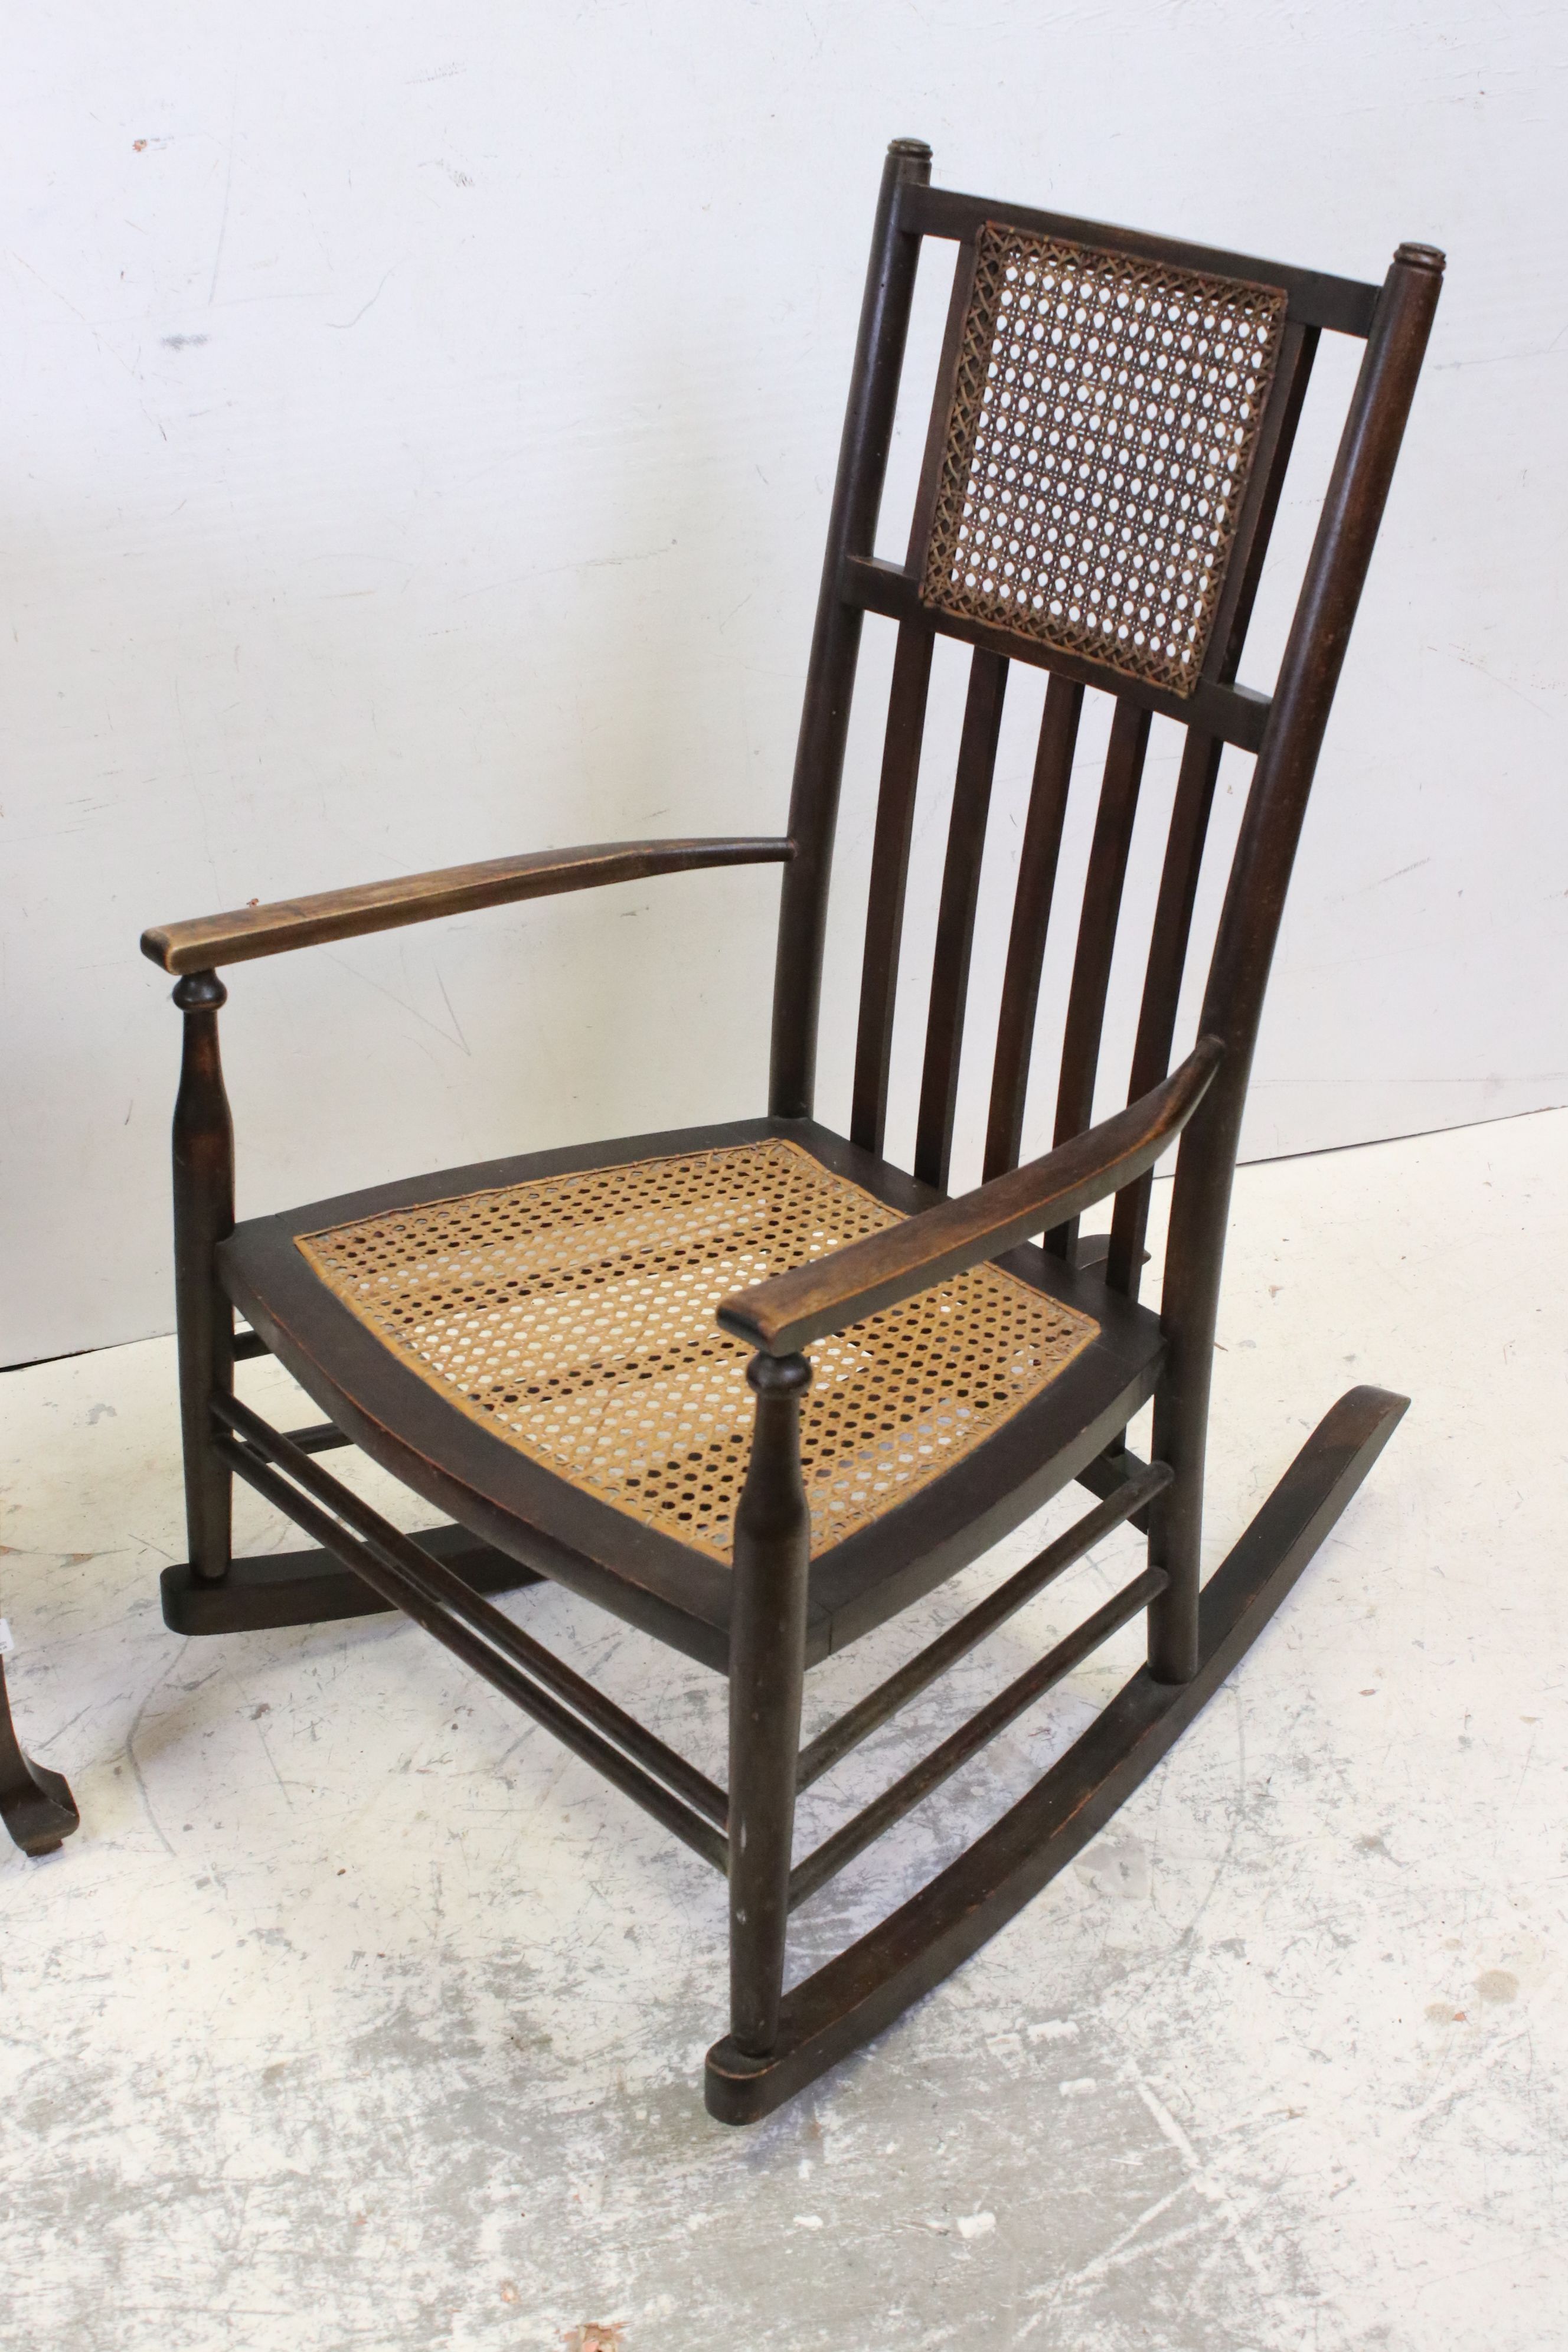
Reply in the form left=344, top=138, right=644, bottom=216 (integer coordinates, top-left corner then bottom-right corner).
left=1148, top=243, right=1444, bottom=1680
left=770, top=138, right=933, bottom=1122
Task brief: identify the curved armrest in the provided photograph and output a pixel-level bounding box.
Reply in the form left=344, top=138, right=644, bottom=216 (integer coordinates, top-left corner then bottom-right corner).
left=718, top=1038, right=1223, bottom=1355
left=141, top=835, right=794, bottom=974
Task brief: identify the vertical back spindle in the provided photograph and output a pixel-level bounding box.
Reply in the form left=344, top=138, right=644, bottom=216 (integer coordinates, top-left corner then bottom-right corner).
left=982, top=674, right=1085, bottom=1181
left=1105, top=731, right=1224, bottom=1295
left=912, top=648, right=1009, bottom=1190
left=1104, top=327, right=1319, bottom=1295
left=851, top=622, right=935, bottom=1155
left=1043, top=699, right=1152, bottom=1256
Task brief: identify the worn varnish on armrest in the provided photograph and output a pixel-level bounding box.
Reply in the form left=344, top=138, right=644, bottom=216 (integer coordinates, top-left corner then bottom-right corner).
left=141, top=836, right=795, bottom=974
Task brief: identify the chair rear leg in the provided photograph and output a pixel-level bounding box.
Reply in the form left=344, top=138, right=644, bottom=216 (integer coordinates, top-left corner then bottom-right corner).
left=727, top=1352, right=812, bottom=2056
left=172, top=972, right=236, bottom=1584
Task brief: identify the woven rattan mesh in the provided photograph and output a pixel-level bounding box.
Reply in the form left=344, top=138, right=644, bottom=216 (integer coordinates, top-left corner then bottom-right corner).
left=921, top=223, right=1287, bottom=694
left=296, top=1140, right=1097, bottom=1564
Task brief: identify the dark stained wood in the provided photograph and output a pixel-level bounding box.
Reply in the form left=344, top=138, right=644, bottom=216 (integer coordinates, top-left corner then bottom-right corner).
left=844, top=555, right=1273, bottom=750
left=1149, top=244, right=1445, bottom=1685
left=706, top=1387, right=1410, bottom=2121
left=218, top=1110, right=1167, bottom=1669
left=914, top=648, right=1010, bottom=1187
left=899, top=182, right=1383, bottom=338
left=850, top=621, right=935, bottom=1154
left=224, top=1430, right=729, bottom=1871
left=770, top=139, right=933, bottom=1121
left=1204, top=323, right=1321, bottom=687
left=727, top=1353, right=812, bottom=2054
left=171, top=971, right=235, bottom=1583
left=806, top=1253, right=1162, bottom=1655
left=277, top=1422, right=352, bottom=1454
left=161, top=1521, right=544, bottom=1636
left=1053, top=702, right=1155, bottom=1152
left=984, top=675, right=1086, bottom=1180
left=1106, top=730, right=1224, bottom=1296
left=1041, top=701, right=1152, bottom=1260
left=145, top=143, right=1442, bottom=2128
left=789, top=1564, right=1167, bottom=1910
left=142, top=837, right=794, bottom=975
left=1107, top=327, right=1318, bottom=1298
left=904, top=234, right=980, bottom=571
left=1074, top=1442, right=1159, bottom=1530
left=0, top=1655, right=80, bottom=1856
left=796, top=1464, right=1170, bottom=1791
left=720, top=1041, right=1220, bottom=1355
left=216, top=1391, right=731, bottom=1839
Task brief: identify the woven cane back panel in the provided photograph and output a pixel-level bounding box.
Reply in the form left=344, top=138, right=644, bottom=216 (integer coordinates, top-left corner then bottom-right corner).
left=295, top=1141, right=1097, bottom=1564
left=921, top=223, right=1288, bottom=693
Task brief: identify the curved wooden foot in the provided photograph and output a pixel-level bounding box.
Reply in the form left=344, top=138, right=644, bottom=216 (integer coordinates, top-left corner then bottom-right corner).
left=161, top=1524, right=544, bottom=1635
left=0, top=1655, right=81, bottom=1858
left=705, top=1384, right=1408, bottom=2124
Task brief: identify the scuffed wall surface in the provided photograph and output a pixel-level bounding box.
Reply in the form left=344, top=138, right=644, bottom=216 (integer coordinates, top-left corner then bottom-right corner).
left=4, top=1, right=1564, bottom=1362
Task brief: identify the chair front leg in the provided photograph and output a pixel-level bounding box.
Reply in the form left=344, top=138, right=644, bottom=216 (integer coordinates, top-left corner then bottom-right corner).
left=727, top=1350, right=812, bottom=2057
left=171, top=971, right=236, bottom=1583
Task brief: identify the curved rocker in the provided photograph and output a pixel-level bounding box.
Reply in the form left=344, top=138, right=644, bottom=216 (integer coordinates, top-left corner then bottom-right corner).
left=139, top=143, right=1441, bottom=2119
left=706, top=1385, right=1406, bottom=2122
left=0, top=1657, right=80, bottom=1858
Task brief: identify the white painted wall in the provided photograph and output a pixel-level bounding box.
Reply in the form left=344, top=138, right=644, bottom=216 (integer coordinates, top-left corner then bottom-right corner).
left=4, top=2, right=1564, bottom=1366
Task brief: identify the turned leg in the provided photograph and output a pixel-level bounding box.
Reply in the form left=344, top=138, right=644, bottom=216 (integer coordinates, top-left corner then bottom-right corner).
left=172, top=971, right=236, bottom=1584
left=0, top=1656, right=79, bottom=1857
left=1146, top=1370, right=1203, bottom=1686
left=727, top=1351, right=812, bottom=2056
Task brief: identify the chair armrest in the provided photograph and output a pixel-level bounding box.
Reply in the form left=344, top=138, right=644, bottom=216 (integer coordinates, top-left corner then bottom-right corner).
left=141, top=835, right=795, bottom=974
left=717, top=1038, right=1223, bottom=1355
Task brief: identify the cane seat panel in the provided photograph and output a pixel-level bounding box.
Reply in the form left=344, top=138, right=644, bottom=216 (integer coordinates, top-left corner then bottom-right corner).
left=292, top=1138, right=1099, bottom=1564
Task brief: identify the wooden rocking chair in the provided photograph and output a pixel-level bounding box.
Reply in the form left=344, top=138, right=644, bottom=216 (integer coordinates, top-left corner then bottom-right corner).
left=141, top=141, right=1443, bottom=2122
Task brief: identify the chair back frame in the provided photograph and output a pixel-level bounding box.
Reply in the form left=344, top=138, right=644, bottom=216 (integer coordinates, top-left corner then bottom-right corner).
left=767, top=139, right=1443, bottom=1678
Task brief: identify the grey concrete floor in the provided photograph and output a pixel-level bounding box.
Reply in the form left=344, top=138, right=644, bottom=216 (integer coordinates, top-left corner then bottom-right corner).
left=2, top=1109, right=1564, bottom=2351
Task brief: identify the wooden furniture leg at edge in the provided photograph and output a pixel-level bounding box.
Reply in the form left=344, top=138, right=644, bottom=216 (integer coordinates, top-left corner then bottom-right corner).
left=0, top=1655, right=80, bottom=1857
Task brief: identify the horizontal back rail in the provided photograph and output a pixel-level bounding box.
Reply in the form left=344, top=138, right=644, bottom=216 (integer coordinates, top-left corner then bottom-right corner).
left=844, top=558, right=1272, bottom=751
left=899, top=183, right=1381, bottom=337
